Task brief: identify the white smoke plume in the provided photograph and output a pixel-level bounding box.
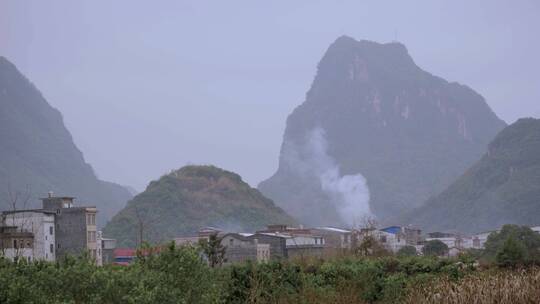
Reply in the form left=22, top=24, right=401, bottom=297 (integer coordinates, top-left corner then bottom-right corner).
left=284, top=127, right=372, bottom=226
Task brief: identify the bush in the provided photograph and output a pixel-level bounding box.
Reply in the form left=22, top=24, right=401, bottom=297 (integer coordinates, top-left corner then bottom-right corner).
left=496, top=236, right=527, bottom=268
left=422, top=240, right=449, bottom=256
left=484, top=225, right=540, bottom=265
left=397, top=246, right=417, bottom=257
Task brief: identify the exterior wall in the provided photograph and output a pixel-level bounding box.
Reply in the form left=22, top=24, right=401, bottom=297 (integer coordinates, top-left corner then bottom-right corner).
left=86, top=210, right=98, bottom=262
left=285, top=235, right=325, bottom=247
left=3, top=248, right=33, bottom=261
left=96, top=232, right=116, bottom=266
left=403, top=228, right=422, bottom=245
left=376, top=231, right=407, bottom=252
left=426, top=237, right=459, bottom=249
left=287, top=246, right=324, bottom=259
left=472, top=232, right=492, bottom=249
left=247, top=234, right=287, bottom=259
left=175, top=236, right=205, bottom=246
left=102, top=248, right=115, bottom=265
left=222, top=234, right=252, bottom=248
left=55, top=208, right=94, bottom=260
left=256, top=244, right=270, bottom=262
left=220, top=235, right=271, bottom=264
left=225, top=246, right=258, bottom=263
left=2, top=211, right=56, bottom=261
left=311, top=229, right=352, bottom=249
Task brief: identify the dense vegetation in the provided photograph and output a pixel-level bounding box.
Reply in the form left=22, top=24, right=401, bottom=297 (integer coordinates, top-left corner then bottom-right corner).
left=0, top=57, right=132, bottom=225
left=2, top=240, right=540, bottom=304
left=104, top=165, right=297, bottom=247
left=402, top=118, right=540, bottom=233
left=259, top=35, right=505, bottom=226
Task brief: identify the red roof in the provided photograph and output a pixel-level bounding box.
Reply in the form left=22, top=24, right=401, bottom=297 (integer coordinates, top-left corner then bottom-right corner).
left=114, top=248, right=137, bottom=257
left=114, top=247, right=164, bottom=258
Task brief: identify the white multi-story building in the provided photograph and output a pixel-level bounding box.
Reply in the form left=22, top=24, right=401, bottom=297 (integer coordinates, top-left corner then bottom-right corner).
left=1, top=210, right=56, bottom=261
left=1, top=193, right=114, bottom=264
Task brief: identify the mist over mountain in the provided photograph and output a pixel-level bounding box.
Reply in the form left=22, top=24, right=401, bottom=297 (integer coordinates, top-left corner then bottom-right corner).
left=104, top=165, right=297, bottom=247
left=259, top=36, right=506, bottom=227
left=0, top=56, right=132, bottom=225
left=399, top=118, right=540, bottom=234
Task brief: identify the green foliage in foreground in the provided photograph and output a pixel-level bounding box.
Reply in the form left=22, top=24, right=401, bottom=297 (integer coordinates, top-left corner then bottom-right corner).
left=0, top=244, right=480, bottom=304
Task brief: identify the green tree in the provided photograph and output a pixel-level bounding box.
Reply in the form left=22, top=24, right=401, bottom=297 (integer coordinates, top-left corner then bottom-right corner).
left=397, top=245, right=417, bottom=256
left=355, top=235, right=389, bottom=257
left=496, top=236, right=527, bottom=268
left=484, top=225, right=540, bottom=264
left=422, top=240, right=449, bottom=256
left=199, top=234, right=227, bottom=267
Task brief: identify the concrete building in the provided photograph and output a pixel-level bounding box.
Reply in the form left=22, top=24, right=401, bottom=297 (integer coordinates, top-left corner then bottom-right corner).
left=41, top=195, right=98, bottom=262
left=97, top=231, right=117, bottom=266
left=1, top=209, right=56, bottom=261
left=220, top=233, right=270, bottom=264
left=246, top=231, right=325, bottom=260
left=174, top=227, right=223, bottom=247
left=312, top=227, right=353, bottom=250
left=369, top=226, right=422, bottom=253
left=0, top=225, right=34, bottom=261
left=472, top=231, right=494, bottom=249
left=0, top=193, right=105, bottom=263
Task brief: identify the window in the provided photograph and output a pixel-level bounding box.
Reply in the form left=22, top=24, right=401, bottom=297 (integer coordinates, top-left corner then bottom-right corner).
left=26, top=241, right=31, bottom=248
left=20, top=240, right=24, bottom=248
left=49, top=226, right=54, bottom=235
left=88, top=231, right=96, bottom=243
left=50, top=244, right=54, bottom=254
left=229, top=239, right=234, bottom=246
left=13, top=239, right=17, bottom=249
left=87, top=214, right=96, bottom=226
left=57, top=243, right=61, bottom=249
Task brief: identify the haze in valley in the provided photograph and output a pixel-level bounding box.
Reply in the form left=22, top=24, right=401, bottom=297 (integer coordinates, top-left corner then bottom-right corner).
left=1, top=0, right=539, bottom=192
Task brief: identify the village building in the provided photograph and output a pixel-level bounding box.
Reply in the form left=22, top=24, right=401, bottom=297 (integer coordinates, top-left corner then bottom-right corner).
left=97, top=231, right=117, bottom=266
left=174, top=227, right=223, bottom=246
left=40, top=195, right=99, bottom=261
left=251, top=225, right=325, bottom=259
left=311, top=227, right=353, bottom=250
left=1, top=209, right=56, bottom=261
left=361, top=226, right=423, bottom=253
left=113, top=248, right=137, bottom=266
left=0, top=192, right=109, bottom=264
left=220, top=233, right=270, bottom=263
left=0, top=225, right=34, bottom=261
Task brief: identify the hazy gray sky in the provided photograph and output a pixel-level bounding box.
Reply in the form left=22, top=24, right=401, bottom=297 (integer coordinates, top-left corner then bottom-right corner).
left=1, top=1, right=539, bottom=191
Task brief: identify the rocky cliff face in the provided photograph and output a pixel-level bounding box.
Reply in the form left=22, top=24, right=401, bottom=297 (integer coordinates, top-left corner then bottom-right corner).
left=0, top=57, right=132, bottom=225
left=399, top=118, right=540, bottom=233
left=104, top=165, right=297, bottom=247
left=259, top=36, right=506, bottom=227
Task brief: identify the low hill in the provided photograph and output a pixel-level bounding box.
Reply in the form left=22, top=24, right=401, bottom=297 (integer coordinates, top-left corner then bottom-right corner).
left=399, top=118, right=540, bottom=233
left=104, top=165, right=297, bottom=247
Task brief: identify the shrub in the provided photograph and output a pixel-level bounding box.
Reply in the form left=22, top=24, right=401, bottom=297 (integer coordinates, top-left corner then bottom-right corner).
left=484, top=225, right=540, bottom=265
left=397, top=246, right=417, bottom=257
left=422, top=240, right=449, bottom=256
left=496, top=236, right=527, bottom=268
